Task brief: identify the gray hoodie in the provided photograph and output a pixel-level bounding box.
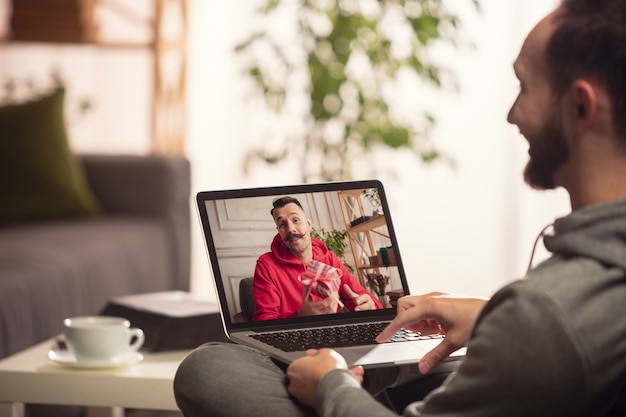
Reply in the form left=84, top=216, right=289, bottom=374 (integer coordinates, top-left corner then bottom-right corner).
left=316, top=199, right=626, bottom=417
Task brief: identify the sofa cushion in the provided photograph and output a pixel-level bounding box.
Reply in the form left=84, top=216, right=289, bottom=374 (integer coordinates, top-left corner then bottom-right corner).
left=0, top=87, right=100, bottom=224
left=0, top=216, right=173, bottom=358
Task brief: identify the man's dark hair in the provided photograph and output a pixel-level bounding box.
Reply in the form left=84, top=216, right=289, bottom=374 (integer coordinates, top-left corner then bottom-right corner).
left=271, top=196, right=304, bottom=217
left=547, top=0, right=626, bottom=138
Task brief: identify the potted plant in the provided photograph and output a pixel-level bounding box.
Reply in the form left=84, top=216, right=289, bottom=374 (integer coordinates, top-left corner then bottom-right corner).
left=362, top=188, right=382, bottom=215
left=365, top=273, right=391, bottom=306
left=311, top=227, right=353, bottom=273
left=237, top=0, right=478, bottom=182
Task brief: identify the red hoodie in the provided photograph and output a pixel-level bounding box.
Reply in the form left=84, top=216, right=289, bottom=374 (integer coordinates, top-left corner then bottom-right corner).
left=252, top=234, right=382, bottom=321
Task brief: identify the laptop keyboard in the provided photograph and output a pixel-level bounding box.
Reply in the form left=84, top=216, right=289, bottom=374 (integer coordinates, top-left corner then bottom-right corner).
left=250, top=322, right=443, bottom=352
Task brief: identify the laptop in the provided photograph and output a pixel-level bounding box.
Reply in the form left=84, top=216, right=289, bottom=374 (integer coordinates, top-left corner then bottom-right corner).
left=196, top=179, right=465, bottom=368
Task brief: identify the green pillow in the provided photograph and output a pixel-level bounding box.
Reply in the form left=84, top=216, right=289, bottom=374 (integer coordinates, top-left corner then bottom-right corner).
left=0, top=87, right=100, bottom=224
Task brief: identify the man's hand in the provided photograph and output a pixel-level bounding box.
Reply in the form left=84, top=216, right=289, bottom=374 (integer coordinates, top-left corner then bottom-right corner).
left=287, top=349, right=361, bottom=407
left=298, top=285, right=339, bottom=316
left=376, top=292, right=488, bottom=374
left=343, top=284, right=377, bottom=311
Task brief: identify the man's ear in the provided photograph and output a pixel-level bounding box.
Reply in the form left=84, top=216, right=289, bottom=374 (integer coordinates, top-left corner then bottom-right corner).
left=571, top=79, right=598, bottom=128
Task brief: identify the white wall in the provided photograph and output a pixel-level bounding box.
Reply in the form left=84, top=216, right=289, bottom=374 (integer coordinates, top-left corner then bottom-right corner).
left=186, top=0, right=570, bottom=301
left=0, top=1, right=154, bottom=154
left=0, top=1, right=570, bottom=301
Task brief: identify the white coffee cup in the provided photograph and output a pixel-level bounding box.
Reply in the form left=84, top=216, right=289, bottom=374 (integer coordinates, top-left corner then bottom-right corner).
left=63, top=316, right=144, bottom=363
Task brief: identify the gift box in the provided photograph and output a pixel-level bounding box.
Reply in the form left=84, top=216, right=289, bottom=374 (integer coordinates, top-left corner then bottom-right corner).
left=368, top=255, right=381, bottom=267
left=386, top=289, right=405, bottom=307
left=368, top=247, right=396, bottom=267
left=378, top=246, right=396, bottom=266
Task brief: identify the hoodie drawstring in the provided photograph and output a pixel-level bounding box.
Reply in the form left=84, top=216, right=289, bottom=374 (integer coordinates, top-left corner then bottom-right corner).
left=527, top=223, right=555, bottom=273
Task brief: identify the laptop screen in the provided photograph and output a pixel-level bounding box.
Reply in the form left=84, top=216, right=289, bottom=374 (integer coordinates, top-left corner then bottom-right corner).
left=196, top=180, right=408, bottom=331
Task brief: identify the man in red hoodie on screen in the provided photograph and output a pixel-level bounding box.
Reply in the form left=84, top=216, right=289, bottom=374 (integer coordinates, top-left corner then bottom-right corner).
left=252, top=196, right=382, bottom=321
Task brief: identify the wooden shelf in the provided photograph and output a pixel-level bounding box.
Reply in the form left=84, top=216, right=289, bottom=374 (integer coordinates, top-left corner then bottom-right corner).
left=348, top=215, right=386, bottom=233
left=1, top=0, right=188, bottom=156
left=357, top=264, right=397, bottom=270
left=0, top=38, right=153, bottom=49
left=338, top=188, right=395, bottom=287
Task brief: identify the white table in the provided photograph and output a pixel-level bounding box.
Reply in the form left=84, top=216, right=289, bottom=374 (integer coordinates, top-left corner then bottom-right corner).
left=0, top=338, right=190, bottom=417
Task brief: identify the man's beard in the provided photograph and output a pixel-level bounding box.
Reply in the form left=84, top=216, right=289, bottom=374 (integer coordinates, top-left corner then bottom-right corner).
left=523, top=112, right=569, bottom=190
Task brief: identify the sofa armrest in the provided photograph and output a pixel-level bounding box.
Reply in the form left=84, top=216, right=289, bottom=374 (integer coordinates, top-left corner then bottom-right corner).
left=79, top=154, right=191, bottom=291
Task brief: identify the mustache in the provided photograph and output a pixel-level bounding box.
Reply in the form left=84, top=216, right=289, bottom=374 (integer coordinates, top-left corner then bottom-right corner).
left=285, top=232, right=306, bottom=241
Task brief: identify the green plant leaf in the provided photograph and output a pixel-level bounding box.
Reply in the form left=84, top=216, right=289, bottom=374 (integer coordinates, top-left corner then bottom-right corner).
left=238, top=0, right=479, bottom=181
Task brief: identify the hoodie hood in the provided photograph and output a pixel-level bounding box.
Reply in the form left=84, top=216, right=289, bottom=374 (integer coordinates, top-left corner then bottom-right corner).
left=544, top=199, right=626, bottom=270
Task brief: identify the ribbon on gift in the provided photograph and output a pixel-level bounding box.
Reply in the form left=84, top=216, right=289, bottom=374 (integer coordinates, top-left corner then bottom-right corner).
left=299, top=260, right=344, bottom=308
left=307, top=259, right=341, bottom=278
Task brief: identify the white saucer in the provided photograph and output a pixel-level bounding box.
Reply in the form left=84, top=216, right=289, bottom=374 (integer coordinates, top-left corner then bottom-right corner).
left=48, top=349, right=143, bottom=369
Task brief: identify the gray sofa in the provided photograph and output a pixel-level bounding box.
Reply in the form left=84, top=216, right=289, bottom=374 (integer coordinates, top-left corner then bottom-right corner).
left=0, top=154, right=191, bottom=360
